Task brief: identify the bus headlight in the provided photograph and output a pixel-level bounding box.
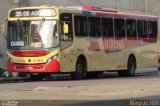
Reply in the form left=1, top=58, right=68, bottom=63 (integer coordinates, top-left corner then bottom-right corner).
left=8, top=57, right=14, bottom=64
left=47, top=55, right=58, bottom=64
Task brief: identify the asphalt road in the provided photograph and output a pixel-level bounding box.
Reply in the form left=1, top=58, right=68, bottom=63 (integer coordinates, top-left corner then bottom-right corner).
left=0, top=69, right=159, bottom=91
left=0, top=69, right=159, bottom=106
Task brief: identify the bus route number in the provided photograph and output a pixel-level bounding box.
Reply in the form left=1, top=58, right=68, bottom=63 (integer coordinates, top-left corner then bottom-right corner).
left=15, top=10, right=39, bottom=17
left=15, top=11, right=29, bottom=17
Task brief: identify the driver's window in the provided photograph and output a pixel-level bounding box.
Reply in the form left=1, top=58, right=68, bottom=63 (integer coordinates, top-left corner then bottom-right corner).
left=60, top=13, right=73, bottom=41
left=60, top=13, right=73, bottom=50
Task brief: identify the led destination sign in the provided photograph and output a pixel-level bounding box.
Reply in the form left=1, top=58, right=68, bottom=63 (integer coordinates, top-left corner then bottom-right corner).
left=10, top=9, right=56, bottom=17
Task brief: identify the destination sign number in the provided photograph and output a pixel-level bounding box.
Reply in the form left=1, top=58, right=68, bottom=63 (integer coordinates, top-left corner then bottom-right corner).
left=10, top=9, right=56, bottom=17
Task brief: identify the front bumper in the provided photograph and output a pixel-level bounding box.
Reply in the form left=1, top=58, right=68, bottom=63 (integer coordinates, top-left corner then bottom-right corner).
left=7, top=60, right=60, bottom=73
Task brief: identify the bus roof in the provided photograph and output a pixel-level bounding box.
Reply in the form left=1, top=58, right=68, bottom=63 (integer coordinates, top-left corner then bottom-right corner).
left=65, top=5, right=158, bottom=21
left=9, top=5, right=158, bottom=21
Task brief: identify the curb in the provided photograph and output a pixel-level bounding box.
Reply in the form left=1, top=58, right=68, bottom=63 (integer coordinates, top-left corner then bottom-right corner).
left=0, top=77, right=29, bottom=82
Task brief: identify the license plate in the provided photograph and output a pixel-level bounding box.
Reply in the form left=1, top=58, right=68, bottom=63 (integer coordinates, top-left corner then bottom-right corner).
left=26, top=66, right=33, bottom=70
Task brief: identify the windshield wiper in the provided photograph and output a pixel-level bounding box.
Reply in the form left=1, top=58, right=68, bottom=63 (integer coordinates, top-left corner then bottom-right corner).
left=36, top=18, right=45, bottom=32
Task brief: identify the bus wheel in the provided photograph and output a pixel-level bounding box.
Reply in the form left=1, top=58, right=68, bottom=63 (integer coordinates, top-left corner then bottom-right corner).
left=118, top=56, right=136, bottom=77
left=158, top=60, right=160, bottom=71
left=71, top=58, right=87, bottom=80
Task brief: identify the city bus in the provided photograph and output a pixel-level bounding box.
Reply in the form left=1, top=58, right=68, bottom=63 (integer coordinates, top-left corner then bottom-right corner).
left=2, top=5, right=159, bottom=80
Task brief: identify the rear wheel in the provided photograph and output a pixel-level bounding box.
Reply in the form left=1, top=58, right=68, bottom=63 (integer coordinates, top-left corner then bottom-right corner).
left=158, top=60, right=160, bottom=71
left=71, top=58, right=87, bottom=80
left=118, top=56, right=136, bottom=77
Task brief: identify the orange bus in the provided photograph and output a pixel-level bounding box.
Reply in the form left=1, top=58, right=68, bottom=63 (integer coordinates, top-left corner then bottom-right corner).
left=3, top=5, right=158, bottom=80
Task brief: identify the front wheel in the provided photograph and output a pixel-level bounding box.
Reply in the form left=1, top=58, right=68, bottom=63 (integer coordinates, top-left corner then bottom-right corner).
left=118, top=56, right=136, bottom=77
left=71, top=59, right=87, bottom=80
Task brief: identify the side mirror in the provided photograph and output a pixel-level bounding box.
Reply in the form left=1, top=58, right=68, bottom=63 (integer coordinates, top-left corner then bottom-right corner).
left=1, top=19, right=8, bottom=38
left=63, top=22, right=69, bottom=34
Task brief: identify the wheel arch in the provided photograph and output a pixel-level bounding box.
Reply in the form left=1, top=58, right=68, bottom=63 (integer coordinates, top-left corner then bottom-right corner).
left=77, top=54, right=87, bottom=71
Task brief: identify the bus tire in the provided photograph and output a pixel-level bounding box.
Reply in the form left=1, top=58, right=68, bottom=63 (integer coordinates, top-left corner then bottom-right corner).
left=158, top=61, right=160, bottom=71
left=158, top=67, right=160, bottom=71
left=71, top=58, right=87, bottom=80
left=118, top=56, right=136, bottom=77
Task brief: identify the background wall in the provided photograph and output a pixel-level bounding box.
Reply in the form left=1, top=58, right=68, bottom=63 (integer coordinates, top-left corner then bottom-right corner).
left=29, top=0, right=160, bottom=15
left=0, top=0, right=18, bottom=70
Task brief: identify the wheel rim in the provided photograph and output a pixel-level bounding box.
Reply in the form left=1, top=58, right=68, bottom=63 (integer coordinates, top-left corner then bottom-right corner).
left=77, top=63, right=83, bottom=74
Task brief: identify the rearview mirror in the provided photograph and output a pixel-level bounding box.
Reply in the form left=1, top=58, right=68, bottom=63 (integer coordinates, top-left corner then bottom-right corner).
left=63, top=22, right=69, bottom=34
left=1, top=19, right=8, bottom=38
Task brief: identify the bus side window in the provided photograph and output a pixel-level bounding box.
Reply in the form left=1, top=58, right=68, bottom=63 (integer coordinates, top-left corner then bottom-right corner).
left=114, top=18, right=125, bottom=38
left=102, top=18, right=114, bottom=38
left=137, top=20, right=147, bottom=38
left=148, top=21, right=157, bottom=38
left=74, top=15, right=87, bottom=37
left=126, top=19, right=137, bottom=38
left=88, top=17, right=101, bottom=38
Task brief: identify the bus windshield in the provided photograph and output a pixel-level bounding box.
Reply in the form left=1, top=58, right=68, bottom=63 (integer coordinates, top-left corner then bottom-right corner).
left=8, top=20, right=59, bottom=50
